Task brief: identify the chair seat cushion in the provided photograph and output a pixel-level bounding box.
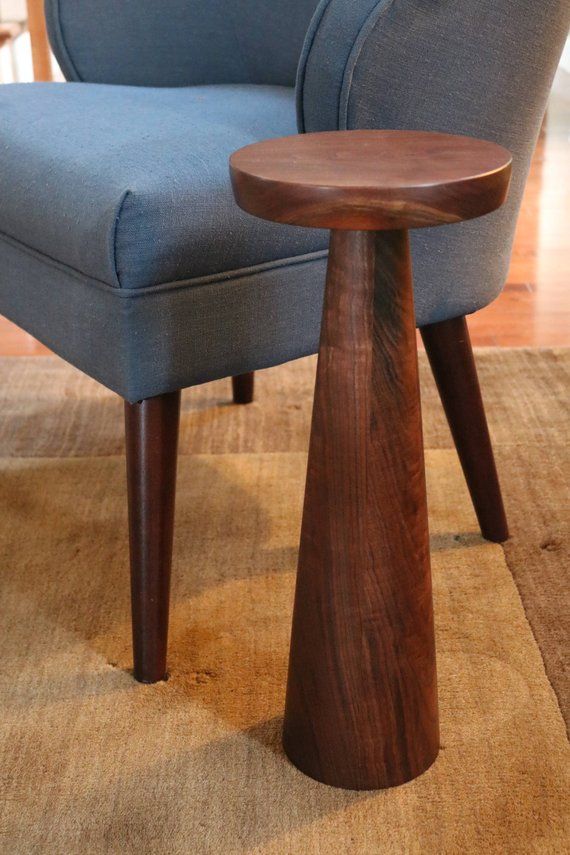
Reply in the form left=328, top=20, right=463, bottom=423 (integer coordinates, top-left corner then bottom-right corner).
left=0, top=83, right=326, bottom=290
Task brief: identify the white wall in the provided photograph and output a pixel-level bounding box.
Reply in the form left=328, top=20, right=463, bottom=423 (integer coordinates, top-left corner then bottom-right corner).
left=0, top=30, right=33, bottom=82
left=0, top=1, right=27, bottom=22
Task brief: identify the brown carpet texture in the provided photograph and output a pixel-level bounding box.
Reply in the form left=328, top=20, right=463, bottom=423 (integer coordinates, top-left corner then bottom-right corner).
left=0, top=349, right=568, bottom=854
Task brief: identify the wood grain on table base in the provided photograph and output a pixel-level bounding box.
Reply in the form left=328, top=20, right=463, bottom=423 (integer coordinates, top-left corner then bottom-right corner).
left=283, top=230, right=439, bottom=789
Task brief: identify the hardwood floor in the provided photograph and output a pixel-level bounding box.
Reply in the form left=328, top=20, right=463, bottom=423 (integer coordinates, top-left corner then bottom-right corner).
left=0, top=86, right=568, bottom=354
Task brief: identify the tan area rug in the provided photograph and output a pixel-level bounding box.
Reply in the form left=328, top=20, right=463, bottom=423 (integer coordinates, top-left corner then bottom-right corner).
left=0, top=350, right=568, bottom=853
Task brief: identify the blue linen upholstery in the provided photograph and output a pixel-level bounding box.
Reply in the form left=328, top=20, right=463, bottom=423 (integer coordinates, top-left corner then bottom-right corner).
left=0, top=83, right=327, bottom=400
left=45, top=0, right=320, bottom=87
left=0, top=84, right=324, bottom=289
left=298, top=0, right=570, bottom=326
left=0, top=230, right=327, bottom=401
left=0, top=1, right=568, bottom=401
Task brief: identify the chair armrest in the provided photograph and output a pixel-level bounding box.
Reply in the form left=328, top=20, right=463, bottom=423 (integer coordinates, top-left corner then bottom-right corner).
left=296, top=0, right=569, bottom=327
left=297, top=0, right=568, bottom=140
left=297, top=0, right=381, bottom=133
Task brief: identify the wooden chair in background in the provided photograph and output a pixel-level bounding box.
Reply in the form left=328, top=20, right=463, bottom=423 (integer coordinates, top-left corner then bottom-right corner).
left=27, top=0, right=52, bottom=81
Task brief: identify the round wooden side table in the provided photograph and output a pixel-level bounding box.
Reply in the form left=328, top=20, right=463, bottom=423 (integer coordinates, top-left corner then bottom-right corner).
left=230, top=130, right=512, bottom=791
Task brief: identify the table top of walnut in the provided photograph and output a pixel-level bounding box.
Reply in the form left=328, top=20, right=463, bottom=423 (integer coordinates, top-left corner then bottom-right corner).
left=230, top=129, right=512, bottom=232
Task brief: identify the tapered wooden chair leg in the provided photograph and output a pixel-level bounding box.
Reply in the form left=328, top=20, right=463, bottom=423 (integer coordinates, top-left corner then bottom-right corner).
left=420, top=316, right=509, bottom=543
left=283, top=230, right=439, bottom=790
left=232, top=372, right=255, bottom=404
left=125, top=391, right=181, bottom=683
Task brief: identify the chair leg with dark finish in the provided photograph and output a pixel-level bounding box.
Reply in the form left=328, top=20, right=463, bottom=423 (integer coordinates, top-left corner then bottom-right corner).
left=125, top=390, right=181, bottom=683
left=232, top=372, right=255, bottom=404
left=420, top=316, right=509, bottom=543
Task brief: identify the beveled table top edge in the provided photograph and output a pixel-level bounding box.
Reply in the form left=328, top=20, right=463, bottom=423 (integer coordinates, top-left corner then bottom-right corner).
left=229, top=129, right=513, bottom=193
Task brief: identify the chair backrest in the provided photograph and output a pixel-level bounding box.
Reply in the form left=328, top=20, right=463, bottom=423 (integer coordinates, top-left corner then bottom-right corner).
left=45, top=0, right=320, bottom=87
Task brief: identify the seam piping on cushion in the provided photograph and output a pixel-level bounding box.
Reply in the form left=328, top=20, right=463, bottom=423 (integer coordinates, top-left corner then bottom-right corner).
left=45, top=0, right=84, bottom=82
left=0, top=228, right=328, bottom=298
left=338, top=0, right=396, bottom=130
left=296, top=0, right=334, bottom=133
left=111, top=190, right=131, bottom=288
left=0, top=227, right=111, bottom=288
left=140, top=249, right=329, bottom=296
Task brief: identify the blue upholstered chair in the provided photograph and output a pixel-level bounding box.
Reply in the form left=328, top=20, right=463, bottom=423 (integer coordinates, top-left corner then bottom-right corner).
left=0, top=1, right=567, bottom=682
